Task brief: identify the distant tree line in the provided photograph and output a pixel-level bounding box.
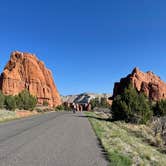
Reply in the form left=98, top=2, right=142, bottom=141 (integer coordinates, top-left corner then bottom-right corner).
left=90, top=97, right=110, bottom=109
left=0, top=89, right=37, bottom=111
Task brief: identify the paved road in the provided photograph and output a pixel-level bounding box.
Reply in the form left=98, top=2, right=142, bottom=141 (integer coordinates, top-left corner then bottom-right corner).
left=0, top=112, right=108, bottom=166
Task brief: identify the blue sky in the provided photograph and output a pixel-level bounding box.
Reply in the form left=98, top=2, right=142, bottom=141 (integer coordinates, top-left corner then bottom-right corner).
left=0, top=0, right=166, bottom=95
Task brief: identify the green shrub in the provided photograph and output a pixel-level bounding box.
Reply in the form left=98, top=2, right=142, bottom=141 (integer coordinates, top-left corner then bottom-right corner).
left=100, top=97, right=110, bottom=108
left=5, top=95, right=16, bottom=111
left=90, top=98, right=100, bottom=109
left=55, top=105, right=65, bottom=111
left=111, top=95, right=128, bottom=120
left=63, top=104, right=72, bottom=111
left=0, top=91, right=5, bottom=109
left=153, top=99, right=166, bottom=117
left=55, top=103, right=72, bottom=111
left=0, top=90, right=37, bottom=111
left=111, top=84, right=152, bottom=124
left=43, top=100, right=49, bottom=106
left=36, top=108, right=44, bottom=113
left=16, top=90, right=37, bottom=111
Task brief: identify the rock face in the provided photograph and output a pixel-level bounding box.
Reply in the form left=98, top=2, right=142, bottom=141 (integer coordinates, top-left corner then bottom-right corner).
left=0, top=51, right=62, bottom=107
left=113, top=67, right=166, bottom=101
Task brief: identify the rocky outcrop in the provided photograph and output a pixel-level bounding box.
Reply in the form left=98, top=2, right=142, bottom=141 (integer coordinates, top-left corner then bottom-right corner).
left=0, top=51, right=62, bottom=107
left=113, top=67, right=166, bottom=101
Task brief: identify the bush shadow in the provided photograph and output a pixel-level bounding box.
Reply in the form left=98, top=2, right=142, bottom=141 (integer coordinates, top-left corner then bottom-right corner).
left=77, top=114, right=111, bottom=122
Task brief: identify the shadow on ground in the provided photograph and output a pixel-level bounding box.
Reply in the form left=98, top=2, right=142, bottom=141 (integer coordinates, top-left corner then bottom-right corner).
left=77, top=114, right=111, bottom=122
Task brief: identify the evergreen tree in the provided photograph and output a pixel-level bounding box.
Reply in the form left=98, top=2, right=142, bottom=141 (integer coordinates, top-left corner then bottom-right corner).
left=5, top=95, right=16, bottom=111
left=111, top=84, right=152, bottom=124
left=153, top=99, right=166, bottom=117
left=0, top=91, right=5, bottom=109
left=16, top=90, right=37, bottom=111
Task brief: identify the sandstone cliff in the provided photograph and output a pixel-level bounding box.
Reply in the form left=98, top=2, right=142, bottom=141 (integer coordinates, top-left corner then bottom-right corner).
left=113, top=67, right=166, bottom=101
left=0, top=51, right=62, bottom=107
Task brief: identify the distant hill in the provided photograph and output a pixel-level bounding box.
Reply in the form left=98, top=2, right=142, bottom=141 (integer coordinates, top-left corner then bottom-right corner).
left=61, top=93, right=112, bottom=104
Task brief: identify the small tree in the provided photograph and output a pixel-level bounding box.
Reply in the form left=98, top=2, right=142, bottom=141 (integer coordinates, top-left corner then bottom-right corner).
left=111, top=84, right=152, bottom=124
left=153, top=99, right=166, bottom=117
left=63, top=103, right=72, bottom=111
left=16, top=90, right=37, bottom=111
left=135, top=93, right=152, bottom=124
left=90, top=97, right=100, bottom=109
left=43, top=100, right=49, bottom=106
left=55, top=105, right=65, bottom=111
left=5, top=95, right=16, bottom=111
left=0, top=91, right=5, bottom=109
left=111, top=95, right=128, bottom=121
left=100, top=97, right=110, bottom=108
left=90, top=97, right=110, bottom=109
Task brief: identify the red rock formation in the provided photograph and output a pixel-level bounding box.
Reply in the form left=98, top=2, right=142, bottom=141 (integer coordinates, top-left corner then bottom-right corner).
left=0, top=51, right=62, bottom=107
left=113, top=67, right=166, bottom=101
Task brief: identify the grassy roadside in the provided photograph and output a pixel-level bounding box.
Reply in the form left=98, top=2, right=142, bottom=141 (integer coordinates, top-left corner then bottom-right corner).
left=0, top=109, right=40, bottom=123
left=0, top=107, right=65, bottom=123
left=85, top=112, right=166, bottom=166
left=0, top=109, right=19, bottom=122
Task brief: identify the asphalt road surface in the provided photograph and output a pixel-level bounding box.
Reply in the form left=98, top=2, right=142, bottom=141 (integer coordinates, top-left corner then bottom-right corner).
left=0, top=112, right=108, bottom=166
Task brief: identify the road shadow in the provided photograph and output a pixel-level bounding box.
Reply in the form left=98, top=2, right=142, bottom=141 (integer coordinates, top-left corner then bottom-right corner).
left=77, top=114, right=111, bottom=122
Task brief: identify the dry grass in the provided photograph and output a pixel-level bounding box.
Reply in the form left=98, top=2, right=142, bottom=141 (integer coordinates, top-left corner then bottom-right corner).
left=86, top=112, right=166, bottom=166
left=0, top=109, right=39, bottom=122
left=0, top=109, right=18, bottom=122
